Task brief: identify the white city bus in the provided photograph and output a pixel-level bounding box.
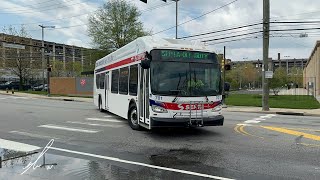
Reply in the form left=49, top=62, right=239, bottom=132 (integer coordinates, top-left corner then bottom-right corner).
left=94, top=36, right=224, bottom=130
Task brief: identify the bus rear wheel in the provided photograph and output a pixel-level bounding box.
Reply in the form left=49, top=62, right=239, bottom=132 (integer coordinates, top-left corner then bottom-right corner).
left=128, top=105, right=141, bottom=130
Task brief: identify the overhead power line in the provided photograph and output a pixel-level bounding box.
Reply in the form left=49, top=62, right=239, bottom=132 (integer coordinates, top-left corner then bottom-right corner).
left=0, top=0, right=55, bottom=11
left=200, top=26, right=320, bottom=43
left=179, top=22, right=262, bottom=39
left=181, top=20, right=320, bottom=40
left=152, top=0, right=240, bottom=35
left=0, top=0, right=90, bottom=14
left=1, top=1, right=173, bottom=27
left=201, top=31, right=262, bottom=42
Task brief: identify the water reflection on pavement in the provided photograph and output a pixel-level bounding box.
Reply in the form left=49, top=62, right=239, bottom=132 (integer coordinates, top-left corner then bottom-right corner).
left=0, top=148, right=207, bottom=180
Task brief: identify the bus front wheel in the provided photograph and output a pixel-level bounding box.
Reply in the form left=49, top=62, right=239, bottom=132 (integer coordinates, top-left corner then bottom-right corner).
left=128, top=105, right=141, bottom=130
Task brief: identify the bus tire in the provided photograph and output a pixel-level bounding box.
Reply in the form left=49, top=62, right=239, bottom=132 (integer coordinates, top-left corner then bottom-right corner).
left=128, top=105, right=141, bottom=130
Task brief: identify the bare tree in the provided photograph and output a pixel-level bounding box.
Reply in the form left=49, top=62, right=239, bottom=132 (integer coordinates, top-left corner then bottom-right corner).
left=2, top=25, right=32, bottom=90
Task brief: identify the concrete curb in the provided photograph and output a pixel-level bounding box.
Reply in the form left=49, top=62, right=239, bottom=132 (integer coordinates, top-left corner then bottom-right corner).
left=224, top=106, right=320, bottom=117
left=275, top=112, right=304, bottom=116
left=0, top=91, right=92, bottom=103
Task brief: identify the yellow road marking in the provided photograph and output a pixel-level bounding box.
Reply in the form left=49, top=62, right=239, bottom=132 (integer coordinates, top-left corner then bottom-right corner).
left=234, top=125, right=264, bottom=139
left=281, top=127, right=320, bottom=132
left=261, top=126, right=320, bottom=141
left=239, top=126, right=264, bottom=139
left=297, top=143, right=320, bottom=147
left=234, top=125, right=244, bottom=135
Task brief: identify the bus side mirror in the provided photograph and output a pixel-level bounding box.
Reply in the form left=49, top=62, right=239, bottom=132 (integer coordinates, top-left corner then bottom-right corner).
left=141, top=52, right=151, bottom=69
left=141, top=59, right=151, bottom=69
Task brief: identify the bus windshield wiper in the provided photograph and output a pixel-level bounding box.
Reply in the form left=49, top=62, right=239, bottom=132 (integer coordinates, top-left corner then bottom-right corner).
left=170, top=89, right=186, bottom=102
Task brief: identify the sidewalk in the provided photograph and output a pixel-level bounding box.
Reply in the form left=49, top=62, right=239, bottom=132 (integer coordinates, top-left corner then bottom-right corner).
left=224, top=105, right=320, bottom=117
left=0, top=90, right=93, bottom=103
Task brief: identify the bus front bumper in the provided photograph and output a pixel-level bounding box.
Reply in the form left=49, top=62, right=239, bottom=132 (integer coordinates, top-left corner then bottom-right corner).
left=150, top=115, right=224, bottom=128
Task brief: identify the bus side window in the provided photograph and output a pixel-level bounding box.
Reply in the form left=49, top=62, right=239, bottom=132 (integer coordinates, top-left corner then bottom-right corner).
left=119, top=67, right=129, bottom=94
left=99, top=73, right=105, bottom=89
left=96, top=74, right=100, bottom=89
left=111, top=69, right=119, bottom=94
left=129, top=64, right=138, bottom=96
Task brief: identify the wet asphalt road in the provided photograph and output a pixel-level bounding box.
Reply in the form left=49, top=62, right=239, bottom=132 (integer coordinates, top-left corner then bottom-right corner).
left=0, top=94, right=319, bottom=180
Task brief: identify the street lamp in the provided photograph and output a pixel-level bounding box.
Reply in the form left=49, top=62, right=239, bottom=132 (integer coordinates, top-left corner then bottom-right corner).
left=39, top=25, right=55, bottom=95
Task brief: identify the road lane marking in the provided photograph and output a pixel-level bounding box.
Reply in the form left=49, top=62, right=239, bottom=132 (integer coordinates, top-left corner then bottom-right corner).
left=236, top=124, right=253, bottom=126
left=0, top=138, right=40, bottom=152
left=49, top=146, right=234, bottom=180
left=234, top=125, right=242, bottom=135
left=234, top=125, right=264, bottom=139
left=9, top=130, right=60, bottom=140
left=279, top=127, right=320, bottom=132
left=67, top=121, right=123, bottom=128
left=244, top=120, right=261, bottom=124
left=261, top=126, right=320, bottom=141
left=239, top=126, right=264, bottom=139
left=38, top=124, right=99, bottom=133
left=86, top=118, right=123, bottom=123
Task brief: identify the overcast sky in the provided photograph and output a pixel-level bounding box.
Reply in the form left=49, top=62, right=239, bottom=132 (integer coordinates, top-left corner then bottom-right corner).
left=1, top=0, right=320, bottom=61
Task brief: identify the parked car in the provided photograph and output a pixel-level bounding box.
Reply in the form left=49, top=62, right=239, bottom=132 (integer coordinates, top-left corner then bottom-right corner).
left=0, top=81, right=31, bottom=90
left=32, top=84, right=48, bottom=91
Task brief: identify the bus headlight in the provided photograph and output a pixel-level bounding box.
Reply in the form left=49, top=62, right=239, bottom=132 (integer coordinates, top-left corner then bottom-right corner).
left=212, top=105, right=222, bottom=112
left=151, top=105, right=168, bottom=113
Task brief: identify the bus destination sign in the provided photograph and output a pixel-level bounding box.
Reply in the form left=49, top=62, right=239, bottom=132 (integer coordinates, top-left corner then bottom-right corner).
left=161, top=50, right=210, bottom=60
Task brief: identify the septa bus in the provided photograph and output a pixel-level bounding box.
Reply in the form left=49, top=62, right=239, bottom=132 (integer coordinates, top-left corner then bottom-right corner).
left=94, top=36, right=224, bottom=130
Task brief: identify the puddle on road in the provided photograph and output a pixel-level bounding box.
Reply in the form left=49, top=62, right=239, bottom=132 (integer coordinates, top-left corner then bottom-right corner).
left=0, top=148, right=207, bottom=180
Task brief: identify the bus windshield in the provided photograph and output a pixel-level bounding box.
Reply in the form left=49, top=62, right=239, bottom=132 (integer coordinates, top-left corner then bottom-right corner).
left=151, top=61, right=221, bottom=97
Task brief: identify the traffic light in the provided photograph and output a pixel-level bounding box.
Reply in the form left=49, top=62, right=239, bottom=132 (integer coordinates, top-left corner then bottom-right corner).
left=224, top=64, right=231, bottom=70
left=47, top=65, right=52, bottom=72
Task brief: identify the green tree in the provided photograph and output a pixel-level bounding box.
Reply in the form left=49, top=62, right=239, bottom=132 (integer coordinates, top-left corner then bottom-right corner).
left=225, top=63, right=260, bottom=90
left=288, top=67, right=303, bottom=88
left=82, top=49, right=108, bottom=72
left=88, top=0, right=150, bottom=51
left=51, top=61, right=65, bottom=77
left=270, top=67, right=287, bottom=95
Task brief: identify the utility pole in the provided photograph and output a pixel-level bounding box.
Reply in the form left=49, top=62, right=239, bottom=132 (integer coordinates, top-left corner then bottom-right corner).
left=39, top=25, right=55, bottom=88
left=223, top=46, right=226, bottom=86
left=175, top=0, right=178, bottom=39
left=262, top=0, right=270, bottom=111
left=47, top=55, right=51, bottom=96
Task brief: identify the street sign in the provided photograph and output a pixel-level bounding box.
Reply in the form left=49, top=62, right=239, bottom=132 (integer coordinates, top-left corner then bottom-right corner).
left=2, top=42, right=25, bottom=49
left=265, top=71, right=273, bottom=78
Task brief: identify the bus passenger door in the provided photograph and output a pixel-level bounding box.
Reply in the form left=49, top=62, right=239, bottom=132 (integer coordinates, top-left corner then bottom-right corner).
left=104, top=72, right=109, bottom=110
left=138, top=67, right=151, bottom=129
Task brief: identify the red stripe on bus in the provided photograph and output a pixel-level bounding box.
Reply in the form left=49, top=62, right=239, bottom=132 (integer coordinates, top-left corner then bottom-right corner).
left=162, top=101, right=220, bottom=110
left=104, top=52, right=146, bottom=70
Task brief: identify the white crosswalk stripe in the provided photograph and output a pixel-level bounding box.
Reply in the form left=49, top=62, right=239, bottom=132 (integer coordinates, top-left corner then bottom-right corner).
left=86, top=117, right=123, bottom=123
left=38, top=124, right=100, bottom=133
left=67, top=121, right=124, bottom=128
left=0, top=138, right=40, bottom=152
left=9, top=130, right=60, bottom=140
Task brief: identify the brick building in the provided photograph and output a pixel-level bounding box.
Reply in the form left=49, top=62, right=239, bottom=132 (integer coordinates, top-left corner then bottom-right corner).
left=0, top=33, right=97, bottom=81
